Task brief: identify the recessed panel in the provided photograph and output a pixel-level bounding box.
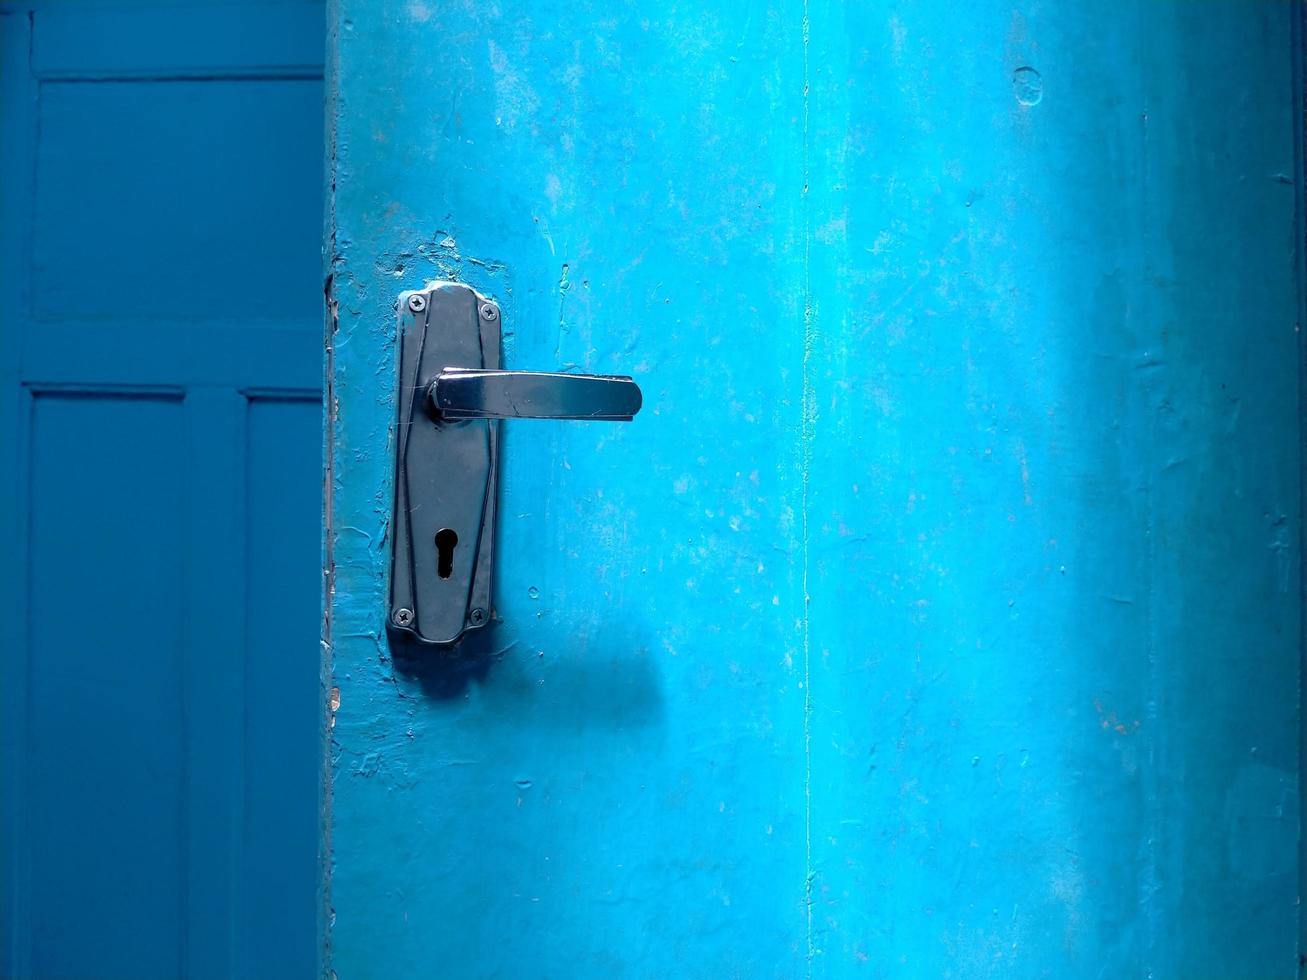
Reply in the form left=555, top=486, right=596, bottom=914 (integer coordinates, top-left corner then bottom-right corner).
left=26, top=393, right=186, bottom=979
left=33, top=79, right=322, bottom=325
left=244, top=395, right=322, bottom=977
left=31, top=4, right=325, bottom=78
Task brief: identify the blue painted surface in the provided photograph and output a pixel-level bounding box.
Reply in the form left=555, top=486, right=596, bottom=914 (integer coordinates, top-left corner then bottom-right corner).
left=328, top=2, right=1303, bottom=976
left=0, top=3, right=325, bottom=976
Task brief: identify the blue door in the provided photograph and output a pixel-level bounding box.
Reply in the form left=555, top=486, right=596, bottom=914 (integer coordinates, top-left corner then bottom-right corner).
left=0, top=2, right=325, bottom=976
left=328, top=2, right=1305, bottom=977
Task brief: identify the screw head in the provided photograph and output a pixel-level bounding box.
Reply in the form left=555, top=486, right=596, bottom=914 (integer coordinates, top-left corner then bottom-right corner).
left=408, top=294, right=427, bottom=313
left=392, top=608, right=414, bottom=627
left=479, top=303, right=498, bottom=321
left=468, top=607, right=487, bottom=626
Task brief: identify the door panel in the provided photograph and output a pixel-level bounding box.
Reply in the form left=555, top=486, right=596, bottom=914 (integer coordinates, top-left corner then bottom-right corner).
left=245, top=395, right=327, bottom=973
left=803, top=4, right=1303, bottom=974
left=27, top=394, right=187, bottom=978
left=33, top=78, right=324, bottom=323
left=0, top=3, right=325, bottom=977
left=328, top=2, right=1303, bottom=977
left=328, top=4, right=810, bottom=975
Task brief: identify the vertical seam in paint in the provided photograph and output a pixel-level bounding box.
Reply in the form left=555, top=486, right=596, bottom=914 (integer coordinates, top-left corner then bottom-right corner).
left=1135, top=13, right=1159, bottom=971
left=800, top=0, right=815, bottom=970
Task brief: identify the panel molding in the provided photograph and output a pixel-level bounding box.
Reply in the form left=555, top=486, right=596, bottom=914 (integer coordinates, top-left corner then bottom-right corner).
left=22, top=324, right=321, bottom=392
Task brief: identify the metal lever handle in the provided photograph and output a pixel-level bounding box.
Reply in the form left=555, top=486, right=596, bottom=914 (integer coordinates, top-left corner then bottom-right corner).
left=430, top=368, right=643, bottom=421
left=392, top=281, right=645, bottom=646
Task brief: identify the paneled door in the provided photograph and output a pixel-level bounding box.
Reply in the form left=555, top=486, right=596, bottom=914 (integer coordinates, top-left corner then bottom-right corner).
left=327, top=2, right=1303, bottom=976
left=0, top=3, right=325, bottom=976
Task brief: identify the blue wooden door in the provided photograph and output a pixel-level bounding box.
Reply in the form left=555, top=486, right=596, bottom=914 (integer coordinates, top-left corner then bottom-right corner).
left=328, top=2, right=1304, bottom=976
left=0, top=3, right=325, bottom=976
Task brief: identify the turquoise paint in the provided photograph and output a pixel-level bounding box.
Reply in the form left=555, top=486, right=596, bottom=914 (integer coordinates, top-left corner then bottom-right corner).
left=328, top=2, right=1303, bottom=975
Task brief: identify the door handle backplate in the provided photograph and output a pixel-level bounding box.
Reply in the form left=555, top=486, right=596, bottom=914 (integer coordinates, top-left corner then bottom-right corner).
left=388, top=281, right=642, bottom=646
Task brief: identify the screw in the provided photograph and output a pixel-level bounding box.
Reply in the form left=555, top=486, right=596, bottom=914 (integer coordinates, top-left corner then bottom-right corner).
left=393, top=608, right=414, bottom=627
left=479, top=303, right=498, bottom=321
left=469, top=607, right=487, bottom=625
left=408, top=294, right=427, bottom=313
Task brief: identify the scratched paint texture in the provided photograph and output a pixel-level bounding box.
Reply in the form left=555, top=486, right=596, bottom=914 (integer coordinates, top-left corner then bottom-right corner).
left=327, top=2, right=1303, bottom=977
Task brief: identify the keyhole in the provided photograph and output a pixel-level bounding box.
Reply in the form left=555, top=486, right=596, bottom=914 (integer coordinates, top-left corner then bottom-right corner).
left=435, top=528, right=458, bottom=579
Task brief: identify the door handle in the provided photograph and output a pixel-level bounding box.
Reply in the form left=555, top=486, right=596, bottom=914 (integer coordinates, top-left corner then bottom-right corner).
left=430, top=368, right=642, bottom=421
left=389, top=281, right=643, bottom=646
